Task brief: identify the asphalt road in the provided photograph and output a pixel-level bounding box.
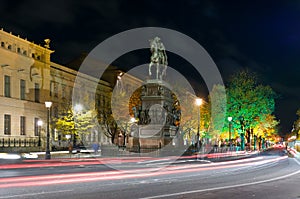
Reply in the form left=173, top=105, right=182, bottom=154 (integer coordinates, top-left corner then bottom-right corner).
left=0, top=148, right=299, bottom=199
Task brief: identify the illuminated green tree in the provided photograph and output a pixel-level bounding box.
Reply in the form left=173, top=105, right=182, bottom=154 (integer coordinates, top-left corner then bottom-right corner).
left=226, top=70, right=277, bottom=143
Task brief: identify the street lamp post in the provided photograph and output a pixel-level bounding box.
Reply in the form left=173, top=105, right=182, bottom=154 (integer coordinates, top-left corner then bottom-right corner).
left=228, top=117, right=232, bottom=150
left=45, top=101, right=52, bottom=160
left=195, top=98, right=202, bottom=152
left=37, top=120, right=43, bottom=149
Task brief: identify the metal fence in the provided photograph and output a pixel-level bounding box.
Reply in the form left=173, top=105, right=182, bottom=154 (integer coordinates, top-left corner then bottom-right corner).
left=0, top=138, right=39, bottom=148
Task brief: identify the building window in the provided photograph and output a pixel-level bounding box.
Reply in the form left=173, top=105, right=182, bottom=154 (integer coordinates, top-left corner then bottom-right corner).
left=4, top=114, right=11, bottom=135
left=34, top=83, right=40, bottom=102
left=34, top=118, right=39, bottom=136
left=4, top=75, right=11, bottom=97
left=1, top=42, right=4, bottom=47
left=89, top=92, right=93, bottom=101
left=53, top=106, right=58, bottom=118
left=54, top=82, right=58, bottom=98
left=20, top=116, right=26, bottom=135
left=50, top=81, right=53, bottom=96
left=62, top=85, right=66, bottom=99
left=95, top=94, right=100, bottom=108
left=20, top=79, right=26, bottom=100
left=17, top=48, right=21, bottom=53
left=69, top=86, right=73, bottom=100
left=7, top=45, right=11, bottom=50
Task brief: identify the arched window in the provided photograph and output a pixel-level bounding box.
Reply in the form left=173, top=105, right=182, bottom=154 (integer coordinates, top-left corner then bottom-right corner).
left=1, top=42, right=4, bottom=48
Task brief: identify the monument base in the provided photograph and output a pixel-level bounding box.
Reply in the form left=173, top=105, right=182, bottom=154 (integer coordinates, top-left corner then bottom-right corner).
left=127, top=136, right=172, bottom=152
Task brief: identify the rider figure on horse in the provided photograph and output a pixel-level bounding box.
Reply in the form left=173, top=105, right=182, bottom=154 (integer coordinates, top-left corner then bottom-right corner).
left=149, top=37, right=168, bottom=80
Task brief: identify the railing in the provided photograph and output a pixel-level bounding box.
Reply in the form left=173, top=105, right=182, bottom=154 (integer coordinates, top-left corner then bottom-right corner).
left=0, top=138, right=39, bottom=148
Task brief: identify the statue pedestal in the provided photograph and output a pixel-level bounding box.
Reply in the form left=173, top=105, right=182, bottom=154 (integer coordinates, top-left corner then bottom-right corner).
left=130, top=79, right=179, bottom=152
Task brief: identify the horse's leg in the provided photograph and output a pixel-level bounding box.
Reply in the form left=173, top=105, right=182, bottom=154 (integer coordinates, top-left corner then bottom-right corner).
left=156, top=63, right=159, bottom=79
left=160, top=65, right=166, bottom=80
left=149, top=63, right=152, bottom=76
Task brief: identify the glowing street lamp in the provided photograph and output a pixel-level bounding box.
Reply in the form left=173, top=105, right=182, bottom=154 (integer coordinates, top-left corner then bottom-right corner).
left=45, top=101, right=52, bottom=159
left=74, top=104, right=83, bottom=113
left=130, top=117, right=136, bottom=123
left=37, top=120, right=43, bottom=148
left=195, top=98, right=202, bottom=152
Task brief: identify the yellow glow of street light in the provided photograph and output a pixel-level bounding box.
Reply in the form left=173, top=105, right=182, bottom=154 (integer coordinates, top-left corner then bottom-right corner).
left=45, top=101, right=52, bottom=108
left=195, top=98, right=203, bottom=106
left=74, top=104, right=83, bottom=112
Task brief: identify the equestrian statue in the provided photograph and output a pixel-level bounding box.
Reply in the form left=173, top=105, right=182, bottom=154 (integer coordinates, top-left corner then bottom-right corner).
left=149, top=37, right=168, bottom=80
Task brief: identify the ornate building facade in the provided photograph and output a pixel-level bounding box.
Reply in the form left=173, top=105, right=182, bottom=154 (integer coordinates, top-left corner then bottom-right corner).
left=0, top=28, right=118, bottom=151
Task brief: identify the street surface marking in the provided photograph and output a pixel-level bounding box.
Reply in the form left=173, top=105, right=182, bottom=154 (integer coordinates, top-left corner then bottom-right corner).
left=0, top=189, right=73, bottom=198
left=140, top=158, right=300, bottom=199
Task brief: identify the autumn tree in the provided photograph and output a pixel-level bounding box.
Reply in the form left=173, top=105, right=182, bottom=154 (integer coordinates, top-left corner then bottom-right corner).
left=292, top=109, right=300, bottom=140
left=102, top=84, right=142, bottom=145
left=254, top=114, right=279, bottom=141
left=172, top=85, right=210, bottom=144
left=54, top=100, right=98, bottom=146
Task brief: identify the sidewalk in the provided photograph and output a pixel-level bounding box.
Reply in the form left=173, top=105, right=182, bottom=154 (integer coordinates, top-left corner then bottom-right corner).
left=28, top=147, right=260, bottom=160
left=27, top=151, right=101, bottom=159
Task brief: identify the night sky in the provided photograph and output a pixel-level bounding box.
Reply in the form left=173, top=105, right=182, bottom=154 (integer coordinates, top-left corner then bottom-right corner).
left=0, top=0, right=299, bottom=134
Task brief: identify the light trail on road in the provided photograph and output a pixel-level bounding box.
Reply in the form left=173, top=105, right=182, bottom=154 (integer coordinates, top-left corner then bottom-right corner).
left=0, top=156, right=287, bottom=188
left=139, top=158, right=300, bottom=199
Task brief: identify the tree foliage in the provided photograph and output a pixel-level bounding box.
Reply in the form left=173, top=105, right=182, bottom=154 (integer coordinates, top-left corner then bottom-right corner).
left=208, top=84, right=226, bottom=140
left=226, top=70, right=278, bottom=138
left=172, top=87, right=210, bottom=141
left=54, top=100, right=98, bottom=143
left=292, top=109, right=300, bottom=140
